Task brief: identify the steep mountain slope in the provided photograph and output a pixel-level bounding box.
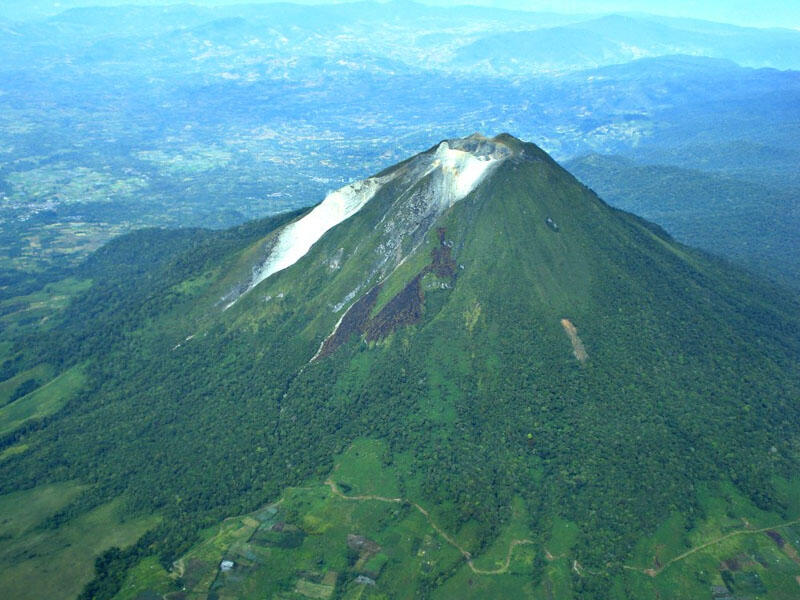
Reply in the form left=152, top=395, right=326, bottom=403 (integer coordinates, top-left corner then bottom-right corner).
left=565, top=153, right=800, bottom=289
left=1, top=134, right=799, bottom=599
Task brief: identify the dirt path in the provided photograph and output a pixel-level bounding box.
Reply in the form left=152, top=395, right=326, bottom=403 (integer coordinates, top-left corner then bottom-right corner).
left=325, top=479, right=403, bottom=504
left=560, top=318, right=587, bottom=362
left=468, top=539, right=536, bottom=575
left=624, top=517, right=800, bottom=577
left=780, top=537, right=800, bottom=567
left=324, top=478, right=534, bottom=575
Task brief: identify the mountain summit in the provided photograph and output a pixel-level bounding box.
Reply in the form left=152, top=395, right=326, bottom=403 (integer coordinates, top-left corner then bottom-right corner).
left=221, top=131, right=687, bottom=367
left=231, top=133, right=514, bottom=303
left=2, top=135, right=799, bottom=599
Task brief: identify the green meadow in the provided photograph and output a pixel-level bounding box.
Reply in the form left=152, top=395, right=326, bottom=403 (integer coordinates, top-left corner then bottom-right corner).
left=0, top=483, right=159, bottom=600
left=0, top=365, right=86, bottom=436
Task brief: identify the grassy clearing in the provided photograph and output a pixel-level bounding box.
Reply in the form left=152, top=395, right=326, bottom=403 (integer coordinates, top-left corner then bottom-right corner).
left=295, top=577, right=335, bottom=598
left=0, top=481, right=84, bottom=538
left=333, top=438, right=401, bottom=499
left=0, top=364, right=86, bottom=435
left=628, top=511, right=690, bottom=572
left=433, top=562, right=537, bottom=599
left=0, top=277, right=91, bottom=321
left=468, top=496, right=532, bottom=573
left=0, top=443, right=29, bottom=462
left=0, top=364, right=56, bottom=407
left=333, top=439, right=484, bottom=562
left=0, top=483, right=160, bottom=600
left=433, top=497, right=537, bottom=600
left=171, top=270, right=217, bottom=296
left=113, top=556, right=174, bottom=600
left=623, top=480, right=800, bottom=599
left=773, top=476, right=800, bottom=517
left=530, top=517, right=580, bottom=599
left=546, top=517, right=579, bottom=558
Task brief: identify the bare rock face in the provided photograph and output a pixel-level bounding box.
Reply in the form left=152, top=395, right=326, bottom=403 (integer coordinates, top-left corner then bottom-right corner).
left=446, top=132, right=515, bottom=160
left=230, top=134, right=517, bottom=307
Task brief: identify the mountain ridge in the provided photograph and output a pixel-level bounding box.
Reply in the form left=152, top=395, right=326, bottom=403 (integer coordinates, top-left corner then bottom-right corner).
left=565, top=152, right=800, bottom=289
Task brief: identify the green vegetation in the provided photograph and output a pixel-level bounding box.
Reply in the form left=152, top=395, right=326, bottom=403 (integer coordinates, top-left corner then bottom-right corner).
left=111, top=439, right=536, bottom=599
left=110, top=440, right=800, bottom=599
left=0, top=277, right=92, bottom=338
left=0, top=483, right=159, bottom=600
left=565, top=153, right=800, bottom=289
left=112, top=556, right=173, bottom=600
left=333, top=439, right=402, bottom=499
left=0, top=442, right=28, bottom=461
left=533, top=518, right=580, bottom=599
left=0, top=364, right=55, bottom=407
left=618, top=483, right=800, bottom=599
left=0, top=365, right=85, bottom=435
left=135, top=146, right=232, bottom=175
left=0, top=137, right=798, bottom=598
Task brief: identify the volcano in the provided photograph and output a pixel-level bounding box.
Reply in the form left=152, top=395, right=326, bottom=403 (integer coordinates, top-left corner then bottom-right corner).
left=2, top=134, right=799, bottom=599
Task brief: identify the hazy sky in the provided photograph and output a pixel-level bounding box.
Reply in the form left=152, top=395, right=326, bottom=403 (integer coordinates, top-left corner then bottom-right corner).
left=446, top=0, right=800, bottom=29
left=428, top=1, right=800, bottom=29
left=2, top=0, right=799, bottom=29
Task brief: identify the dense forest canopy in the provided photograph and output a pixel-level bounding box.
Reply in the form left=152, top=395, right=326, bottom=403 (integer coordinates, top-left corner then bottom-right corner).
left=1, top=135, right=798, bottom=599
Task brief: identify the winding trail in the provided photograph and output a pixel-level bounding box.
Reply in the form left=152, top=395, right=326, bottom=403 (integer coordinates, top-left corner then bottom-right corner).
left=624, top=517, right=800, bottom=577
left=324, top=478, right=534, bottom=575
